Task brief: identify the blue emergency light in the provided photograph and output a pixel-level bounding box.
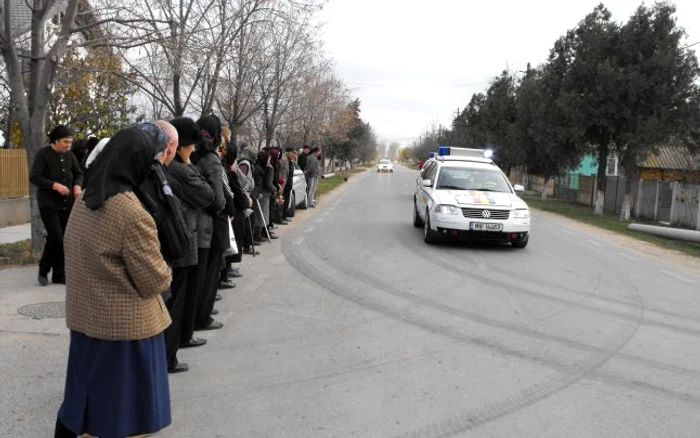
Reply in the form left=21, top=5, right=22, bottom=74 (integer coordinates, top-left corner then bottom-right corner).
left=437, top=146, right=494, bottom=159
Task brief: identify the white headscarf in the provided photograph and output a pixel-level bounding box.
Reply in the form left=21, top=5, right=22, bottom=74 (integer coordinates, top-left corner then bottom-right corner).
left=84, top=137, right=111, bottom=169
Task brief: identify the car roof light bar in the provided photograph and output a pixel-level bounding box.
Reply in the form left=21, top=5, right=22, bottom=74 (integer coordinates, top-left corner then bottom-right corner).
left=438, top=146, right=493, bottom=159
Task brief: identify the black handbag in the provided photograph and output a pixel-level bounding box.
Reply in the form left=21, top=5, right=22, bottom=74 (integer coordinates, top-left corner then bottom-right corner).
left=210, top=213, right=231, bottom=253
left=139, top=164, right=191, bottom=262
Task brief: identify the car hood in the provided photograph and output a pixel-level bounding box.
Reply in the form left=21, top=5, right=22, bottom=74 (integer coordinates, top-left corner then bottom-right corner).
left=434, top=190, right=528, bottom=209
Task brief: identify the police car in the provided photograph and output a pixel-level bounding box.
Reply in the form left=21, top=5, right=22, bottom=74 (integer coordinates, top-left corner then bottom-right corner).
left=413, top=147, right=530, bottom=248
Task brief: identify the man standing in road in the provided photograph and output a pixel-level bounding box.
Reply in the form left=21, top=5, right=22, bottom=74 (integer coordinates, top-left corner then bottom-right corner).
left=30, top=125, right=83, bottom=286
left=283, top=147, right=297, bottom=218
left=304, top=147, right=322, bottom=208
left=298, top=144, right=310, bottom=171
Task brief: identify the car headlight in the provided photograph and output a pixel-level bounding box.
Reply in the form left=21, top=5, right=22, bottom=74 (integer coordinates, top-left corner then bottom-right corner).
left=436, top=205, right=461, bottom=215
left=513, top=209, right=530, bottom=218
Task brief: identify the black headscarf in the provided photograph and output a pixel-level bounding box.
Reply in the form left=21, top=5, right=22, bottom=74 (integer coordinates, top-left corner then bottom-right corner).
left=83, top=127, right=159, bottom=211
left=256, top=150, right=270, bottom=167
left=224, top=142, right=238, bottom=168
left=196, top=115, right=222, bottom=154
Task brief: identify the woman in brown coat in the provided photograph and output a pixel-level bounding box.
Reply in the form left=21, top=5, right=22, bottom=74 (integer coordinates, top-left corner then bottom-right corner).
left=54, top=126, right=173, bottom=438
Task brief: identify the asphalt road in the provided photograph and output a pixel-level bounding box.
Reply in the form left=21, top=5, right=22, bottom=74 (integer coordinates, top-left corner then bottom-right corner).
left=3, top=164, right=700, bottom=437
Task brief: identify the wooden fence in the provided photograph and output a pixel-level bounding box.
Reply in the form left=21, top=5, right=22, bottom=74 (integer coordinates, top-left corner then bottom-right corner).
left=0, top=150, right=29, bottom=200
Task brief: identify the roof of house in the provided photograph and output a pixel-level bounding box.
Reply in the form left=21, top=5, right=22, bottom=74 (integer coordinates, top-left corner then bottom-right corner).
left=8, top=0, right=34, bottom=36
left=639, top=145, right=700, bottom=171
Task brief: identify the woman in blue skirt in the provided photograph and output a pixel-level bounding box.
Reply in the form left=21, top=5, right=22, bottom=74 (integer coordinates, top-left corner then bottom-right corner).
left=54, top=125, right=173, bottom=438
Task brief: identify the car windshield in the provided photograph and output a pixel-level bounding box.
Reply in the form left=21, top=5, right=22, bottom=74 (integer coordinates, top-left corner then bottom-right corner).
left=435, top=167, right=512, bottom=193
left=380, top=160, right=390, bottom=164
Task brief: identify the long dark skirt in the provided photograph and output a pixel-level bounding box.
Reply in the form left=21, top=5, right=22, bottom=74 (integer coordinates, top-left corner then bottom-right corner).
left=165, top=266, right=193, bottom=368
left=195, top=248, right=223, bottom=328
left=57, top=331, right=171, bottom=438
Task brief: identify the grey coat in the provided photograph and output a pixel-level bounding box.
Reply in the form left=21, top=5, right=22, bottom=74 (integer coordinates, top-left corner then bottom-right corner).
left=168, top=159, right=215, bottom=267
left=305, top=154, right=321, bottom=178
left=194, top=152, right=226, bottom=249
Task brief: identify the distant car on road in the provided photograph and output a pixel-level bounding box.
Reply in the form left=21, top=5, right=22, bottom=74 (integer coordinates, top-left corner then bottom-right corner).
left=377, top=159, right=393, bottom=173
left=413, top=147, right=530, bottom=248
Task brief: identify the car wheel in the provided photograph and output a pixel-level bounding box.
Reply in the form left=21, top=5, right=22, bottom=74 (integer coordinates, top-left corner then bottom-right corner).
left=298, top=191, right=308, bottom=210
left=512, top=235, right=529, bottom=248
left=413, top=199, right=423, bottom=228
left=423, top=210, right=439, bottom=244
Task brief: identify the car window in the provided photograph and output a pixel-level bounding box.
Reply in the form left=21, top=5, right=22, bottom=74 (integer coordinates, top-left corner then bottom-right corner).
left=435, top=167, right=512, bottom=193
left=424, top=163, right=438, bottom=183
left=420, top=162, right=435, bottom=179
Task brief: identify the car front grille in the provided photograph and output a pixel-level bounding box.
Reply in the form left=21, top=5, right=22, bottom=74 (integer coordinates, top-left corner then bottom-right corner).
left=462, top=208, right=510, bottom=220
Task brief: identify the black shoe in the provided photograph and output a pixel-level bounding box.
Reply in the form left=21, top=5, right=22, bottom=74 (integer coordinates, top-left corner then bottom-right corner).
left=268, top=234, right=279, bottom=240
left=211, top=308, right=219, bottom=315
left=168, top=362, right=189, bottom=373
left=230, top=271, right=243, bottom=278
left=244, top=248, right=260, bottom=255
left=52, top=278, right=65, bottom=285
left=195, top=320, right=224, bottom=331
left=181, top=337, right=207, bottom=348
left=218, top=281, right=235, bottom=290
left=253, top=239, right=262, bottom=245
left=277, top=221, right=289, bottom=225
left=38, top=275, right=48, bottom=286
left=215, top=293, right=222, bottom=301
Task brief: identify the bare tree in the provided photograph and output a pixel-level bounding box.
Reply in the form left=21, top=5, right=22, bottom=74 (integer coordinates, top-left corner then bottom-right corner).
left=0, top=0, right=132, bottom=250
left=257, top=2, right=318, bottom=148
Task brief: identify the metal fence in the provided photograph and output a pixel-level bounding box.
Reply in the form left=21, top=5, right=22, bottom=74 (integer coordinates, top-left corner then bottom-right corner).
left=0, top=149, right=29, bottom=200
left=511, top=166, right=700, bottom=229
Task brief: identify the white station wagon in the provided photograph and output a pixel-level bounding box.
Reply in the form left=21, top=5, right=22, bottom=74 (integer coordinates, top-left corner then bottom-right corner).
left=413, top=147, right=531, bottom=248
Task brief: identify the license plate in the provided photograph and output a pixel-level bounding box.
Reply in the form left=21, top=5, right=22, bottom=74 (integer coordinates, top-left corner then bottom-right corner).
left=470, top=222, right=503, bottom=232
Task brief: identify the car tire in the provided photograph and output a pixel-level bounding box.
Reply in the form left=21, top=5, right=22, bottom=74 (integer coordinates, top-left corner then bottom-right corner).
left=413, top=199, right=423, bottom=228
left=423, top=210, right=439, bottom=244
left=512, top=235, right=529, bottom=248
left=298, top=192, right=308, bottom=210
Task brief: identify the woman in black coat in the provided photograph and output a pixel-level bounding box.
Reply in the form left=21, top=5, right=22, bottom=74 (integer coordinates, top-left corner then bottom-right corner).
left=219, top=145, right=249, bottom=283
left=251, top=150, right=277, bottom=242
left=190, top=115, right=227, bottom=332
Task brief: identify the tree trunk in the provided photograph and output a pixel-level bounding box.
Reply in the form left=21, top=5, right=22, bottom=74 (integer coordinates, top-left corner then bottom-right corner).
left=24, top=124, right=47, bottom=253
left=594, top=142, right=609, bottom=216
left=540, top=177, right=549, bottom=201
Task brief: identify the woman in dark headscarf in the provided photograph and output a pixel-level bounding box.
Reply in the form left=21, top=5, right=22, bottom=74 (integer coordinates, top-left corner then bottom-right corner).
left=251, top=149, right=277, bottom=242
left=54, top=127, right=172, bottom=438
left=220, top=145, right=249, bottom=283
left=190, top=114, right=227, bottom=331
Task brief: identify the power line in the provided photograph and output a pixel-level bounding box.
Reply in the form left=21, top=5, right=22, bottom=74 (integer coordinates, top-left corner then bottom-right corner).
left=683, top=41, right=700, bottom=49
left=346, top=81, right=490, bottom=89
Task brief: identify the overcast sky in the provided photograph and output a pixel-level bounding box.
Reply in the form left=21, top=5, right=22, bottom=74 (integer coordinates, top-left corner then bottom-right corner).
left=318, top=0, right=700, bottom=147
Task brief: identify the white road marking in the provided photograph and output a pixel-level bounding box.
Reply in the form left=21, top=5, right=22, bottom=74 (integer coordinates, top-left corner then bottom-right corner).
left=305, top=226, right=316, bottom=233
left=660, top=269, right=691, bottom=284
left=562, top=228, right=577, bottom=235
left=617, top=252, right=639, bottom=262
left=313, top=217, right=323, bottom=224
left=293, top=236, right=305, bottom=246
left=585, top=239, right=602, bottom=247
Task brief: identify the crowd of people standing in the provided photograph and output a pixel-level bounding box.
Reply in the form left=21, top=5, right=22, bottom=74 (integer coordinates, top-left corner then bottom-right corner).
left=29, top=117, right=324, bottom=437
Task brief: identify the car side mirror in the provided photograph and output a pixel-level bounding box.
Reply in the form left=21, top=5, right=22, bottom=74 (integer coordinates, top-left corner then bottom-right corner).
left=422, top=179, right=433, bottom=188
left=513, top=184, right=524, bottom=192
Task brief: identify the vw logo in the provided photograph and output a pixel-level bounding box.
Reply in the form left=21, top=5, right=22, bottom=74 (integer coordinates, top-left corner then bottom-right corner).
left=481, top=210, right=491, bottom=218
